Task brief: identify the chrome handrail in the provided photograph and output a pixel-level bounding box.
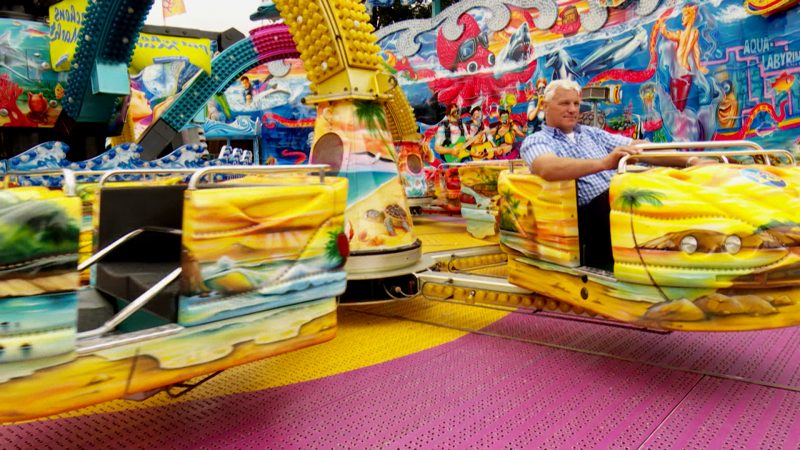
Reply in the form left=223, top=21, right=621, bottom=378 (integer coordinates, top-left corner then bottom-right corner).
left=76, top=267, right=183, bottom=339
left=98, top=168, right=197, bottom=188
left=439, top=162, right=468, bottom=170
left=187, top=164, right=330, bottom=190
left=618, top=149, right=795, bottom=173
left=633, top=140, right=764, bottom=151
left=463, top=159, right=525, bottom=167
left=1, top=169, right=77, bottom=196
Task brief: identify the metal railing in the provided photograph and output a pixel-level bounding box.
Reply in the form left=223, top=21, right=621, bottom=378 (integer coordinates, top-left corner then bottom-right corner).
left=1, top=169, right=78, bottom=196
left=98, top=168, right=198, bottom=187
left=187, top=164, right=330, bottom=190
left=619, top=141, right=795, bottom=173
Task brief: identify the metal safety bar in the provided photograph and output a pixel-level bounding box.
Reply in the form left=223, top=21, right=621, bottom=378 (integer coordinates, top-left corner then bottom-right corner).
left=464, top=158, right=528, bottom=172
left=463, top=159, right=524, bottom=168
left=425, top=245, right=506, bottom=265
left=77, top=226, right=183, bottom=272
left=438, top=162, right=468, bottom=170
left=633, top=140, right=764, bottom=152
left=98, top=168, right=197, bottom=188
left=187, top=164, right=330, bottom=190
left=618, top=149, right=795, bottom=174
left=1, top=169, right=78, bottom=196
left=76, top=267, right=183, bottom=340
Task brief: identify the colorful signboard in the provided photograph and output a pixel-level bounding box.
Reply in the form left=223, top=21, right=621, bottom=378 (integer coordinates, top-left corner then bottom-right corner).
left=48, top=0, right=85, bottom=71
left=49, top=0, right=212, bottom=74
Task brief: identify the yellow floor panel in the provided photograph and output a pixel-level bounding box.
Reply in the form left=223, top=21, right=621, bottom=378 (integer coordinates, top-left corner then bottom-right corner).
left=51, top=300, right=506, bottom=420
left=47, top=217, right=507, bottom=421
left=413, top=215, right=493, bottom=250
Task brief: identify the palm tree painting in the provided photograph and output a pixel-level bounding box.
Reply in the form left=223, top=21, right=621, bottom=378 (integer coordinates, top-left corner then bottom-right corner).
left=614, top=188, right=670, bottom=302
left=354, top=100, right=395, bottom=160
left=499, top=188, right=522, bottom=233
left=354, top=100, right=387, bottom=134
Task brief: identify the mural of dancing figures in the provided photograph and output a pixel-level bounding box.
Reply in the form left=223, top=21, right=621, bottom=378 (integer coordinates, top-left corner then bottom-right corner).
left=374, top=0, right=800, bottom=160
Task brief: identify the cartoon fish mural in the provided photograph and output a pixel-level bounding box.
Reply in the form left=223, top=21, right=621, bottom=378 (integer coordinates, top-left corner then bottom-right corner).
left=24, top=27, right=48, bottom=37
left=577, top=27, right=648, bottom=76
left=771, top=72, right=795, bottom=93
left=545, top=48, right=580, bottom=80
left=26, top=92, right=49, bottom=122
left=54, top=83, right=64, bottom=100
left=495, top=22, right=532, bottom=68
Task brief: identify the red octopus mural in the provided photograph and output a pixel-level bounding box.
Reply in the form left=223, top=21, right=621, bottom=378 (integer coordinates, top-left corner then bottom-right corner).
left=431, top=14, right=536, bottom=107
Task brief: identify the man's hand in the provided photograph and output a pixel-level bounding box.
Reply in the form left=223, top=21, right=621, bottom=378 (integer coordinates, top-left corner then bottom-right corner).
left=603, top=145, right=642, bottom=170
left=686, top=156, right=715, bottom=167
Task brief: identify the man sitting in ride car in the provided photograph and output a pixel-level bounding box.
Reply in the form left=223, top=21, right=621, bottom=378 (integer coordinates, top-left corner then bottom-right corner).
left=520, top=79, right=704, bottom=269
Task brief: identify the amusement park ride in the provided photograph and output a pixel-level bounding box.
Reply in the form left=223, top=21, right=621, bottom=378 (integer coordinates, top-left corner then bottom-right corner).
left=1, top=0, right=800, bottom=435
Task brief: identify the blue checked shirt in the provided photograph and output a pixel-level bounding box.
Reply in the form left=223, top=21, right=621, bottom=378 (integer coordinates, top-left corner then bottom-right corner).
left=520, top=124, right=632, bottom=206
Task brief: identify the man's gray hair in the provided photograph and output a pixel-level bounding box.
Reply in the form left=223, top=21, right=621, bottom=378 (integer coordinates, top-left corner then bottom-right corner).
left=543, top=79, right=582, bottom=101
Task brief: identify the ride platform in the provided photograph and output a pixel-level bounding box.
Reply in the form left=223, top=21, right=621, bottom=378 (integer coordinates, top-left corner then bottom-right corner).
left=1, top=215, right=799, bottom=448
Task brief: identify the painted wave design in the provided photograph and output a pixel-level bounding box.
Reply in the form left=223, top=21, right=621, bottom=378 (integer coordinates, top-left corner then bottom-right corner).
left=100, top=298, right=336, bottom=370
left=144, top=144, right=208, bottom=169
left=0, top=292, right=77, bottom=334
left=63, top=143, right=144, bottom=171
left=203, top=116, right=259, bottom=139
left=179, top=271, right=346, bottom=326
left=4, top=141, right=68, bottom=172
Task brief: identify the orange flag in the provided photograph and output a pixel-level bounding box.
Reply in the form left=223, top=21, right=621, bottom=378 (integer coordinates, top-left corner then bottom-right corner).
left=163, top=0, right=187, bottom=18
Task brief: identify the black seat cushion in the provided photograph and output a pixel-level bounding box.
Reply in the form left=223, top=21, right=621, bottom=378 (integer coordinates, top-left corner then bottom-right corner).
left=77, top=289, right=115, bottom=332
left=93, top=184, right=186, bottom=323
left=95, top=261, right=180, bottom=322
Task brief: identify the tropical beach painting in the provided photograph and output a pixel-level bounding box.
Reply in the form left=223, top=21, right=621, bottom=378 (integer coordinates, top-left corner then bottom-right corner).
left=499, top=164, right=800, bottom=331
left=310, top=101, right=417, bottom=253
left=179, top=177, right=349, bottom=325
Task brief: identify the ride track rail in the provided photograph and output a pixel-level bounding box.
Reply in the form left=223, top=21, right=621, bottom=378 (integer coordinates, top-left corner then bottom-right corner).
left=147, top=0, right=421, bottom=157
left=63, top=0, right=155, bottom=120
left=159, top=24, right=300, bottom=135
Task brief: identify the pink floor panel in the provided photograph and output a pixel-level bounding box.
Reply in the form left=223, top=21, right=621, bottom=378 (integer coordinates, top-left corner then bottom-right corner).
left=2, top=304, right=799, bottom=449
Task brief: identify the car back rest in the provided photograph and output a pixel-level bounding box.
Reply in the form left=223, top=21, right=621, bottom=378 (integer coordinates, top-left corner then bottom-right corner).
left=94, top=185, right=186, bottom=322
left=96, top=184, right=186, bottom=261
left=497, top=172, right=580, bottom=267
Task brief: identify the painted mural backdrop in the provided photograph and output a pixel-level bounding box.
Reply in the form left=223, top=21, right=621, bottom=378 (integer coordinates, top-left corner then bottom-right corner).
left=127, top=59, right=203, bottom=140
left=206, top=60, right=316, bottom=165
left=374, top=0, right=800, bottom=163
left=0, top=19, right=67, bottom=128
